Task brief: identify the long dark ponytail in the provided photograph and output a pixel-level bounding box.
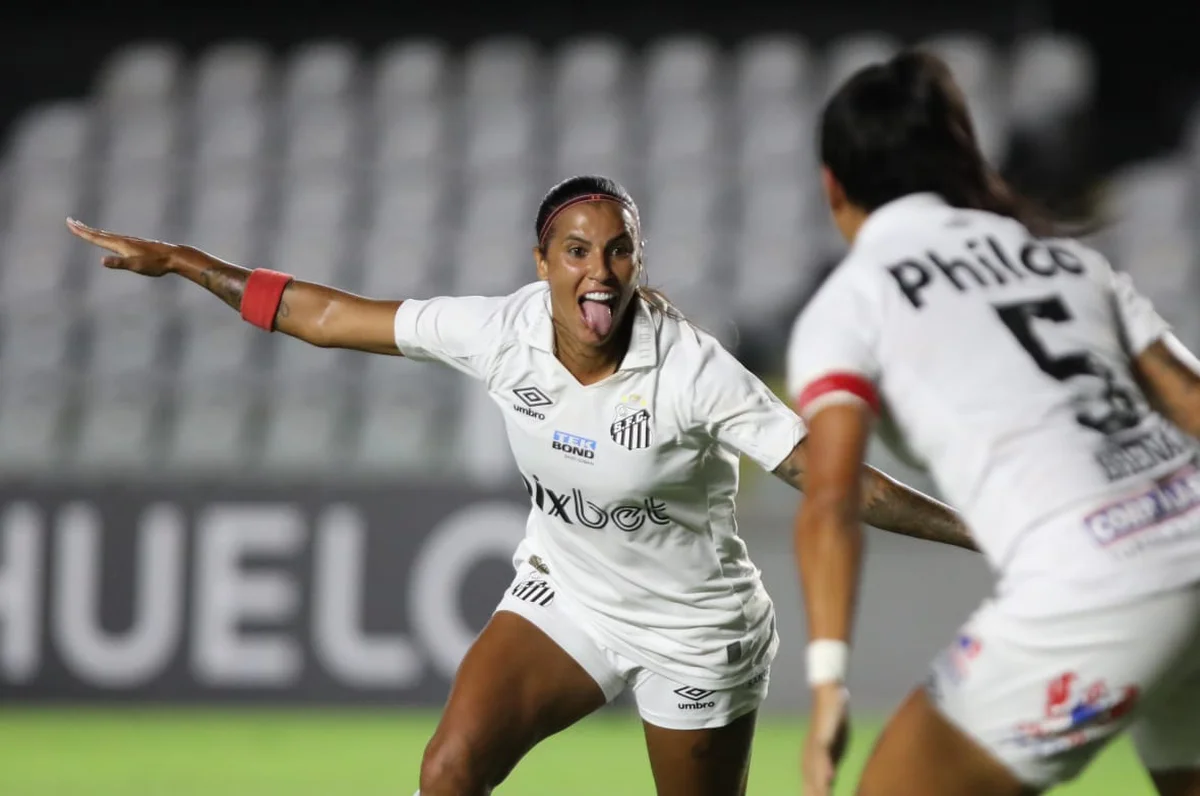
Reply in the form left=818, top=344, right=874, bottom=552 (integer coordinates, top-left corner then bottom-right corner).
left=819, top=50, right=1057, bottom=237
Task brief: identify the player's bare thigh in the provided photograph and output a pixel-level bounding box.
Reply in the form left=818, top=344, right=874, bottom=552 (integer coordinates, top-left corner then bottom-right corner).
left=419, top=610, right=607, bottom=795
left=857, top=689, right=1037, bottom=796
left=642, top=710, right=758, bottom=796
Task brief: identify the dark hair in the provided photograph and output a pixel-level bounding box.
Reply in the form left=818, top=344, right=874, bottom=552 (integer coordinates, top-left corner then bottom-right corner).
left=535, top=175, right=683, bottom=320
left=819, top=49, right=1056, bottom=237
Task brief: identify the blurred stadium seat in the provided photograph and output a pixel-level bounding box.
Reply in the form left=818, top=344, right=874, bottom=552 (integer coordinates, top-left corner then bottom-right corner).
left=822, top=32, right=900, bottom=100
left=2, top=31, right=1192, bottom=482
left=553, top=36, right=630, bottom=100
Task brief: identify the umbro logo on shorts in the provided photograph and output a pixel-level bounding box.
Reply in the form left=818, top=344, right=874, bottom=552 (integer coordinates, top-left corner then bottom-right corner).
left=673, top=685, right=716, bottom=710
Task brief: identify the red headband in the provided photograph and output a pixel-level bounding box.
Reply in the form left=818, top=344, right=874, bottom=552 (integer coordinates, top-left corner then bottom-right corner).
left=537, top=194, right=635, bottom=247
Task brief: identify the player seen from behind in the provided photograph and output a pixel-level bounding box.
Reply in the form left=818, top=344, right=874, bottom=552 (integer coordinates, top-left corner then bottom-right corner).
left=789, top=50, right=1200, bottom=796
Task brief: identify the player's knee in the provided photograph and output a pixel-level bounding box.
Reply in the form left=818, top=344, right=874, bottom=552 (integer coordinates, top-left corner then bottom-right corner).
left=419, top=730, right=493, bottom=795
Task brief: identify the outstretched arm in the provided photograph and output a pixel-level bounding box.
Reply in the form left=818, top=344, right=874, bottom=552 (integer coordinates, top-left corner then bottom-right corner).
left=67, top=219, right=401, bottom=354
left=1134, top=335, right=1200, bottom=440
left=772, top=438, right=977, bottom=552
left=179, top=250, right=401, bottom=353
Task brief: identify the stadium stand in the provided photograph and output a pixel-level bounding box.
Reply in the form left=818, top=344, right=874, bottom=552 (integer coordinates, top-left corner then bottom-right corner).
left=1, top=31, right=1194, bottom=483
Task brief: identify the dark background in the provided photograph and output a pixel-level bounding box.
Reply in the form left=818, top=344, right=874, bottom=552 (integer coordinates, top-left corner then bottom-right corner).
left=0, top=0, right=1195, bottom=176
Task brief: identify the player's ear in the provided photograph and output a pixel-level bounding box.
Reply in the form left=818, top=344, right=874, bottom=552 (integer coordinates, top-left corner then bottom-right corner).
left=534, top=246, right=549, bottom=281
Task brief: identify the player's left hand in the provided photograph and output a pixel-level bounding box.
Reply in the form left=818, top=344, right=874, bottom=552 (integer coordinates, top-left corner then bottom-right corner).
left=801, top=682, right=850, bottom=795
left=67, top=218, right=180, bottom=277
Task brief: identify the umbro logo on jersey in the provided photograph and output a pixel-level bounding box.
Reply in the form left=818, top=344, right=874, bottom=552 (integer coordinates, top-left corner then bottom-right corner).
left=514, top=386, right=552, bottom=408
left=513, top=386, right=552, bottom=420
left=673, top=686, right=716, bottom=710
left=611, top=399, right=652, bottom=450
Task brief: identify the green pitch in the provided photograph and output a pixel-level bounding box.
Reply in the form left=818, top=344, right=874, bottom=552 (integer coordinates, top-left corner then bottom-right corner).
left=0, top=708, right=1156, bottom=795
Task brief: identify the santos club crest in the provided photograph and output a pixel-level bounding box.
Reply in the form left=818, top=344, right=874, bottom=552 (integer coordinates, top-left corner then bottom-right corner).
left=610, top=395, right=652, bottom=451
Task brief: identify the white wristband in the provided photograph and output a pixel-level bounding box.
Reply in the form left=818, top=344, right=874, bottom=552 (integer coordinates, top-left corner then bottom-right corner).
left=806, top=639, right=849, bottom=686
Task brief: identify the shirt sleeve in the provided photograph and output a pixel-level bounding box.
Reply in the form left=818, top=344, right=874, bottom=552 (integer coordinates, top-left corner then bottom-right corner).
left=392, top=295, right=508, bottom=380
left=691, top=335, right=805, bottom=471
left=785, top=268, right=884, bottom=421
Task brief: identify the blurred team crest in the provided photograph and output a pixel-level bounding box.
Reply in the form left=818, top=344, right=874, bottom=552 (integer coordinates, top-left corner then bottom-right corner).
left=610, top=394, right=652, bottom=450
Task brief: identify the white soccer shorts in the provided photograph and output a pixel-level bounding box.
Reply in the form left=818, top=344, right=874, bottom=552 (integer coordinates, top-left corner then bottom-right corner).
left=493, top=556, right=770, bottom=731
left=926, top=582, right=1200, bottom=788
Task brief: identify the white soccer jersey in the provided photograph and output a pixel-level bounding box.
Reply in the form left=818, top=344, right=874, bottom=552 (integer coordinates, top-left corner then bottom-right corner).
left=787, top=193, right=1200, bottom=615
left=395, top=282, right=804, bottom=687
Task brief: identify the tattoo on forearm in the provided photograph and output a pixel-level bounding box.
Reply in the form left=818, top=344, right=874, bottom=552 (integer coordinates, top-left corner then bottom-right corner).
left=198, top=266, right=246, bottom=312
left=773, top=447, right=977, bottom=551
left=772, top=456, right=805, bottom=492
left=860, top=474, right=978, bottom=551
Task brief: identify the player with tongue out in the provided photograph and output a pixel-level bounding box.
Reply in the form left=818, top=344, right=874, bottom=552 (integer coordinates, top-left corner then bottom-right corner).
left=580, top=293, right=614, bottom=338
left=532, top=177, right=654, bottom=382
left=70, top=173, right=977, bottom=796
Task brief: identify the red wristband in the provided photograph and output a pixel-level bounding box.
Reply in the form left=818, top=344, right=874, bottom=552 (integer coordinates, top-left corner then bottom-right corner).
left=241, top=269, right=294, bottom=331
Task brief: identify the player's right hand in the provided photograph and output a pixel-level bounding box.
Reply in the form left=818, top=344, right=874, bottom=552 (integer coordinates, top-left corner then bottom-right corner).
left=67, top=218, right=182, bottom=277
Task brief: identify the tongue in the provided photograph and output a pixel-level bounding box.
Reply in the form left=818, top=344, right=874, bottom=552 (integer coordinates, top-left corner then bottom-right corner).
left=581, top=300, right=614, bottom=337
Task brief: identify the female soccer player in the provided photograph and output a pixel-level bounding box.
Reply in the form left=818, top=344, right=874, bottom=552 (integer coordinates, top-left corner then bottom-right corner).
left=69, top=174, right=974, bottom=796
left=788, top=52, right=1200, bottom=796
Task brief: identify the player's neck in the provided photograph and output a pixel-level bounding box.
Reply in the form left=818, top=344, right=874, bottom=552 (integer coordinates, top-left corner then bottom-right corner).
left=835, top=206, right=869, bottom=244
left=555, top=314, right=633, bottom=386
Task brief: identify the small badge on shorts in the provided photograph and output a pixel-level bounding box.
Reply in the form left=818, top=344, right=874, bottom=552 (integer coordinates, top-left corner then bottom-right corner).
left=1005, top=672, right=1140, bottom=751
left=932, top=633, right=982, bottom=687
left=510, top=576, right=555, bottom=607
left=743, top=669, right=768, bottom=688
